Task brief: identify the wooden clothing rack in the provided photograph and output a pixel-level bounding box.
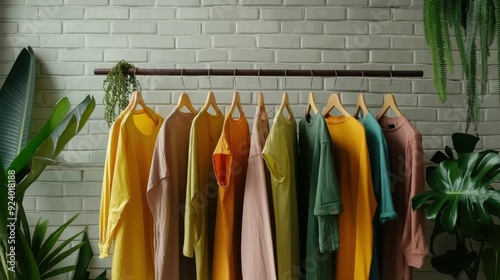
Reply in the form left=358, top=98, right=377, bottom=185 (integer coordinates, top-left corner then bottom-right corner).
left=94, top=68, right=423, bottom=78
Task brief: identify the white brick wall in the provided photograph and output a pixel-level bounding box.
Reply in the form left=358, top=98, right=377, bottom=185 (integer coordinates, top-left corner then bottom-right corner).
left=1, top=1, right=496, bottom=279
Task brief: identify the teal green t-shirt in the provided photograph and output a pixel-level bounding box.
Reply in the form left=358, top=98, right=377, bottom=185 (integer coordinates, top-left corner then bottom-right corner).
left=298, top=112, right=343, bottom=280
left=357, top=112, right=398, bottom=280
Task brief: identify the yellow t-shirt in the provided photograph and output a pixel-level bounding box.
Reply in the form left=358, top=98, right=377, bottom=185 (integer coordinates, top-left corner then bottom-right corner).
left=262, top=112, right=301, bottom=280
left=324, top=115, right=377, bottom=280
left=212, top=113, right=250, bottom=280
left=99, top=109, right=163, bottom=279
left=183, top=108, right=224, bottom=280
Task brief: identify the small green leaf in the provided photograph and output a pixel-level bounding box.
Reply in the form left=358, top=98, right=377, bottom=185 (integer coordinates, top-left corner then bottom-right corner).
left=431, top=151, right=451, bottom=164
left=444, top=146, right=455, bottom=160
left=37, top=214, right=80, bottom=265
left=72, top=229, right=93, bottom=280
left=16, top=226, right=41, bottom=280
left=31, top=218, right=49, bottom=260
left=41, top=265, right=76, bottom=279
left=452, top=133, right=480, bottom=154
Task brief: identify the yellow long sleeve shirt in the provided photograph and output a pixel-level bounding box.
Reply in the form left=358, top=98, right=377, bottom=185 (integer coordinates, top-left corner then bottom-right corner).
left=99, top=109, right=163, bottom=279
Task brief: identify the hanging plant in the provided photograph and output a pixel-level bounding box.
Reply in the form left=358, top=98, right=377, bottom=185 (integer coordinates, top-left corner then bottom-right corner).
left=424, top=0, right=499, bottom=131
left=102, top=59, right=141, bottom=127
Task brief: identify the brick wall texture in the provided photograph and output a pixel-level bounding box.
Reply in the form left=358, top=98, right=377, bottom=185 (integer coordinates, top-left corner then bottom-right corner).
left=0, top=0, right=496, bottom=279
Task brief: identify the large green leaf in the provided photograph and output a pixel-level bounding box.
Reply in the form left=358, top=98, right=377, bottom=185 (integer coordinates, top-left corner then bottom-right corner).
left=14, top=95, right=95, bottom=199
left=8, top=97, right=70, bottom=178
left=0, top=46, right=36, bottom=169
left=412, top=152, right=500, bottom=235
left=72, top=230, right=93, bottom=280
left=452, top=133, right=480, bottom=154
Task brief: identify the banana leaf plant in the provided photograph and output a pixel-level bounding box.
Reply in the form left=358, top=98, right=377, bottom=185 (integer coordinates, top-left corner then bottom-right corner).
left=0, top=47, right=105, bottom=279
left=412, top=133, right=500, bottom=280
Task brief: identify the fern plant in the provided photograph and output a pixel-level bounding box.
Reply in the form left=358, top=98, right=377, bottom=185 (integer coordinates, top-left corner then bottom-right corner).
left=424, top=0, right=499, bottom=131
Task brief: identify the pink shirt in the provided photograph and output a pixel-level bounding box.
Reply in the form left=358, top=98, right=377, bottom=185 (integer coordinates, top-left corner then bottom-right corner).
left=378, top=115, right=429, bottom=280
left=241, top=106, right=277, bottom=280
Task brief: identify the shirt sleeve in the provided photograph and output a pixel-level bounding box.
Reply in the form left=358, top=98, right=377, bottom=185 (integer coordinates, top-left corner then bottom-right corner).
left=99, top=124, right=131, bottom=258
left=213, top=135, right=232, bottom=187
left=378, top=139, right=398, bottom=223
left=262, top=128, right=286, bottom=182
left=183, top=126, right=199, bottom=258
left=313, top=138, right=343, bottom=253
left=403, top=133, right=429, bottom=268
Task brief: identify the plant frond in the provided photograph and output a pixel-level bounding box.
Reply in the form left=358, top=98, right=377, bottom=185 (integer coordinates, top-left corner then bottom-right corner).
left=442, top=0, right=455, bottom=74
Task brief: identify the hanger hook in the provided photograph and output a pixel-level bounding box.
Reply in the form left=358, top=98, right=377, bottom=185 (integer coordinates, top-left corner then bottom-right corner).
left=310, top=70, right=314, bottom=91
left=208, top=68, right=212, bottom=89
left=181, top=68, right=186, bottom=92
left=258, top=69, right=262, bottom=92
left=233, top=69, right=237, bottom=90
left=360, top=70, right=365, bottom=94
left=334, top=70, right=338, bottom=91
left=284, top=69, right=287, bottom=91
left=389, top=70, right=393, bottom=93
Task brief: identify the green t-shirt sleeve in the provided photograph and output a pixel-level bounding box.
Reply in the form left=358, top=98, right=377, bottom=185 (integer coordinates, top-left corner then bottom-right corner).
left=313, top=139, right=343, bottom=253
left=378, top=139, right=398, bottom=223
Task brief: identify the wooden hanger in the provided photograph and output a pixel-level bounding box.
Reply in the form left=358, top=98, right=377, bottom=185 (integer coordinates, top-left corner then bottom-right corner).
left=306, top=91, right=319, bottom=116
left=376, top=93, right=402, bottom=120
left=202, top=91, right=221, bottom=114
left=257, top=91, right=267, bottom=120
left=176, top=92, right=197, bottom=114
left=278, top=92, right=294, bottom=120
left=354, top=93, right=369, bottom=118
left=322, top=93, right=350, bottom=117
left=228, top=91, right=245, bottom=119
left=130, top=90, right=159, bottom=124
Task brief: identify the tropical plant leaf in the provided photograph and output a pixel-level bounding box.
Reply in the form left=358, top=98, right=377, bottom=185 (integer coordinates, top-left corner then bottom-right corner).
left=495, top=0, right=500, bottom=102
left=430, top=151, right=450, bottom=164
left=8, top=97, right=70, bottom=177
left=31, top=218, right=49, bottom=262
left=444, top=146, right=455, bottom=160
left=16, top=226, right=41, bottom=280
left=17, top=200, right=31, bottom=248
left=412, top=152, right=500, bottom=234
left=14, top=95, right=95, bottom=199
left=431, top=249, right=477, bottom=278
left=482, top=247, right=500, bottom=280
left=40, top=240, right=85, bottom=277
left=0, top=46, right=36, bottom=169
left=37, top=214, right=79, bottom=265
left=41, top=265, right=76, bottom=279
left=94, top=271, right=108, bottom=280
left=452, top=133, right=480, bottom=154
left=72, top=229, right=93, bottom=280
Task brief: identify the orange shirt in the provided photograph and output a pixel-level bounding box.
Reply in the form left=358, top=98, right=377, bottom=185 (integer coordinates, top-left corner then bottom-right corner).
left=325, top=115, right=377, bottom=280
left=212, top=113, right=250, bottom=280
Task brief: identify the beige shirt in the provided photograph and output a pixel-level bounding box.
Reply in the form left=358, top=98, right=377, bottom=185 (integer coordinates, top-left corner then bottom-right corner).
left=147, top=109, right=197, bottom=280
left=378, top=115, right=429, bottom=280
left=241, top=106, right=277, bottom=280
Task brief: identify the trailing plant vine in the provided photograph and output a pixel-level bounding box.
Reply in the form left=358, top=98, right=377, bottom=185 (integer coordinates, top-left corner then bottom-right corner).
left=424, top=0, right=499, bottom=131
left=103, top=60, right=141, bottom=126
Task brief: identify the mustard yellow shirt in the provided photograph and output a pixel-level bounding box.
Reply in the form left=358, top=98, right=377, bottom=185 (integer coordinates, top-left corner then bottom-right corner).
left=325, top=115, right=377, bottom=280
left=183, top=108, right=224, bottom=280
left=99, top=109, right=163, bottom=279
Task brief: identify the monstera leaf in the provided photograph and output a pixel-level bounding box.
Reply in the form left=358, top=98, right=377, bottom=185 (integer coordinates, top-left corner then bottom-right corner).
left=413, top=152, right=500, bottom=237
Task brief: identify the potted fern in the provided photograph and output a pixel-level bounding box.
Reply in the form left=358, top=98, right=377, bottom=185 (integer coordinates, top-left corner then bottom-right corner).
left=424, top=0, right=500, bottom=131
left=412, top=133, right=500, bottom=280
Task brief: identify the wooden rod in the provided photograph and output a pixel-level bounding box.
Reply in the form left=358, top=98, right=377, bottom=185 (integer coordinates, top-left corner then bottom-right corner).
left=93, top=68, right=423, bottom=77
